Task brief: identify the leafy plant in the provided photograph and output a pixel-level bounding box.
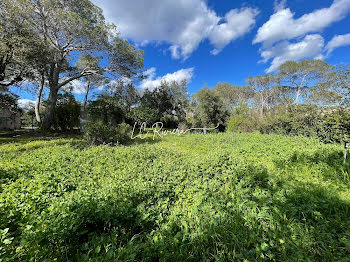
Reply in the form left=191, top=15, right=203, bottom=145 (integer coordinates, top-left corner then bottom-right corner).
left=85, top=121, right=131, bottom=145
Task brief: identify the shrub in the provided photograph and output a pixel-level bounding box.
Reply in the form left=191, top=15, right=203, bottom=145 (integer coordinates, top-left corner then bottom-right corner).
left=127, top=107, right=157, bottom=125
left=227, top=104, right=258, bottom=133
left=85, top=121, right=132, bottom=146
left=160, top=113, right=179, bottom=128
left=116, top=123, right=133, bottom=144
left=87, top=94, right=125, bottom=126
left=258, top=105, right=350, bottom=143
left=53, top=93, right=80, bottom=131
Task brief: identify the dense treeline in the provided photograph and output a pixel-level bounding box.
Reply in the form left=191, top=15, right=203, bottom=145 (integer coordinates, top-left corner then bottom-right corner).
left=81, top=59, right=349, bottom=144
left=1, top=0, right=349, bottom=144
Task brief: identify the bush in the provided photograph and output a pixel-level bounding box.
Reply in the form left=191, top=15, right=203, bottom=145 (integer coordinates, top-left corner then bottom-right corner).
left=258, top=105, right=350, bottom=143
left=227, top=104, right=258, bottom=133
left=53, top=93, right=80, bottom=131
left=116, top=123, right=133, bottom=144
left=85, top=121, right=132, bottom=146
left=127, top=107, right=157, bottom=126
left=87, top=94, right=125, bottom=126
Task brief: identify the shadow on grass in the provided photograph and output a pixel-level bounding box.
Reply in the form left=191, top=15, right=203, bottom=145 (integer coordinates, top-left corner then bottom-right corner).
left=270, top=183, right=350, bottom=261
left=2, top=151, right=350, bottom=261
left=0, top=129, right=83, bottom=145
left=274, top=149, right=350, bottom=185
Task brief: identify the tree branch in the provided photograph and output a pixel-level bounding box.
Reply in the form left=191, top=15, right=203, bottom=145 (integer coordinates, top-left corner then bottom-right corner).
left=56, top=67, right=101, bottom=89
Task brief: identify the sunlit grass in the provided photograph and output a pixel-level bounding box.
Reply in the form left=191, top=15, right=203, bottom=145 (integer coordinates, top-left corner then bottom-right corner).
left=0, top=133, right=349, bottom=261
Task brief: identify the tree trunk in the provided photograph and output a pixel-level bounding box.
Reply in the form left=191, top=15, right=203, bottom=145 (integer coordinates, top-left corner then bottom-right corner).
left=42, top=86, right=58, bottom=129
left=83, top=81, right=90, bottom=110
left=259, top=94, right=264, bottom=119
left=295, top=87, right=301, bottom=104
left=259, top=105, right=264, bottom=120
left=35, top=75, right=45, bottom=123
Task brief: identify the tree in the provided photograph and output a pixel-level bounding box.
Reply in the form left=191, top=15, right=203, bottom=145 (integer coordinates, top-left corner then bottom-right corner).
left=1, top=0, right=53, bottom=125
left=213, top=82, right=254, bottom=110
left=278, top=60, right=333, bottom=104
left=109, top=80, right=140, bottom=113
left=139, top=80, right=189, bottom=127
left=75, top=54, right=105, bottom=110
left=192, top=87, right=228, bottom=131
left=333, top=65, right=350, bottom=107
left=140, top=84, right=173, bottom=121
left=52, top=92, right=80, bottom=131
left=0, top=1, right=37, bottom=87
left=127, top=107, right=157, bottom=125
left=0, top=87, right=20, bottom=114
left=246, top=74, right=277, bottom=119
left=5, top=0, right=144, bottom=129
left=166, top=80, right=189, bottom=123
left=87, top=93, right=125, bottom=126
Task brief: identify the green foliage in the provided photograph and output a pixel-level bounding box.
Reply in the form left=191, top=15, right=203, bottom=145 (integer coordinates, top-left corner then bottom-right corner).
left=0, top=133, right=349, bottom=261
left=227, top=104, right=257, bottom=133
left=52, top=93, right=81, bottom=131
left=87, top=94, right=125, bottom=126
left=192, top=87, right=229, bottom=131
left=85, top=121, right=131, bottom=145
left=259, top=105, right=350, bottom=143
left=139, top=80, right=188, bottom=127
left=21, top=109, right=38, bottom=129
left=214, top=82, right=254, bottom=110
left=127, top=107, right=157, bottom=125
left=0, top=90, right=20, bottom=114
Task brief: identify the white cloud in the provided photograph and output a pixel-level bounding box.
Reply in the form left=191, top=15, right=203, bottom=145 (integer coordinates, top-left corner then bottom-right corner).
left=18, top=99, right=36, bottom=110
left=68, top=80, right=86, bottom=94
left=254, top=0, right=350, bottom=47
left=91, top=0, right=258, bottom=59
left=274, top=0, right=287, bottom=12
left=262, top=34, right=325, bottom=73
left=254, top=0, right=350, bottom=72
left=326, top=33, right=350, bottom=54
left=209, top=8, right=259, bottom=55
left=139, top=68, right=194, bottom=90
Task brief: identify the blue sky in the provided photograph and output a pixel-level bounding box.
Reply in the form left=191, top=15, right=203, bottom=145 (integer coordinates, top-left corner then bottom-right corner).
left=15, top=0, right=350, bottom=108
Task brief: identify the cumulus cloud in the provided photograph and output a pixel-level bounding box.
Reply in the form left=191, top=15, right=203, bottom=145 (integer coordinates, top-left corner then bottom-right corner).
left=274, top=0, right=287, bottom=12
left=139, top=68, right=194, bottom=90
left=18, top=99, right=36, bottom=110
left=262, top=34, right=325, bottom=73
left=254, top=0, right=350, bottom=72
left=209, top=8, right=259, bottom=55
left=66, top=80, right=86, bottom=94
left=326, top=33, right=350, bottom=54
left=91, top=0, right=258, bottom=58
left=254, top=0, right=350, bottom=47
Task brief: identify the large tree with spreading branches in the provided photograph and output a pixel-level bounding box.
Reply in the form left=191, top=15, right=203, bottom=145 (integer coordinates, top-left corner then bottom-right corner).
left=2, top=0, right=144, bottom=129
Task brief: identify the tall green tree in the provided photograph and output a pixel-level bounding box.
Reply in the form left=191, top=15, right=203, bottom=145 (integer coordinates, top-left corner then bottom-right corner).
left=140, top=83, right=174, bottom=121
left=192, top=87, right=228, bottom=130
left=109, top=80, right=140, bottom=113
left=278, top=60, right=333, bottom=104
left=246, top=74, right=277, bottom=119
left=4, top=0, right=144, bottom=129
left=333, top=65, right=350, bottom=107
left=75, top=54, right=105, bottom=110
left=213, top=82, right=254, bottom=110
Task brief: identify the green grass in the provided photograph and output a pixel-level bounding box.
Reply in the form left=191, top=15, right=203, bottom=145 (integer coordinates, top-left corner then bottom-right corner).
left=0, top=133, right=349, bottom=261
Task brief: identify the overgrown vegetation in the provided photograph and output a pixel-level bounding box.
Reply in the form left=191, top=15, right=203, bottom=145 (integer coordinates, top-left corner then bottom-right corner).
left=1, top=1, right=350, bottom=260
left=0, top=133, right=349, bottom=261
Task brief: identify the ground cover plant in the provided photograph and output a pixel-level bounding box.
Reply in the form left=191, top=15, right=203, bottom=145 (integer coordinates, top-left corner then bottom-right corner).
left=0, top=133, right=350, bottom=261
